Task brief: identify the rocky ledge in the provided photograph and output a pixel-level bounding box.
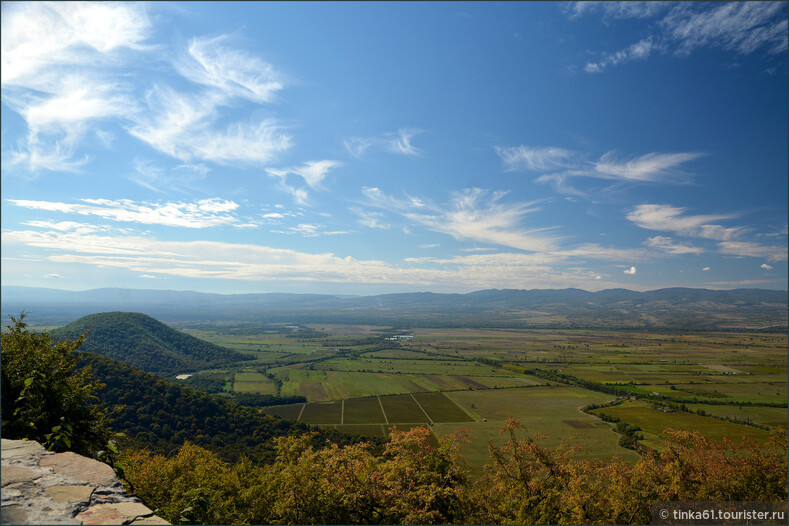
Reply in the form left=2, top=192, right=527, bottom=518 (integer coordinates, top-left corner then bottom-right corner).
left=1, top=439, right=168, bottom=525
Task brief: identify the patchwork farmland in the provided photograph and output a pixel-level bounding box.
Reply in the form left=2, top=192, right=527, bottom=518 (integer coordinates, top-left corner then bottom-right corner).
left=176, top=323, right=787, bottom=472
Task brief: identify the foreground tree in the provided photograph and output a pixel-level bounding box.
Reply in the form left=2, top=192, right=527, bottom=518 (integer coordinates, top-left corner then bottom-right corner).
left=1, top=314, right=110, bottom=456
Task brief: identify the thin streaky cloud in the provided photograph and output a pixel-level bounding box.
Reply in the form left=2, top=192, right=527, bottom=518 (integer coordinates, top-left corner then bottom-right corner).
left=496, top=145, right=576, bottom=171
left=574, top=1, right=788, bottom=74
left=128, top=86, right=291, bottom=166
left=645, top=235, right=704, bottom=255
left=663, top=2, right=788, bottom=56
left=567, top=2, right=670, bottom=20
left=175, top=35, right=284, bottom=104
left=593, top=151, right=704, bottom=182
left=585, top=37, right=661, bottom=74
left=291, top=160, right=343, bottom=189
left=344, top=128, right=422, bottom=158
left=717, top=241, right=787, bottom=262
left=362, top=186, right=560, bottom=253
left=9, top=197, right=246, bottom=229
left=1, top=228, right=649, bottom=291
left=626, top=204, right=741, bottom=240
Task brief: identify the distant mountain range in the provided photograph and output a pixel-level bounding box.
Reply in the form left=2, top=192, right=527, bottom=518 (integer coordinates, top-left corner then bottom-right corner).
left=51, top=312, right=251, bottom=375
left=2, top=286, right=787, bottom=330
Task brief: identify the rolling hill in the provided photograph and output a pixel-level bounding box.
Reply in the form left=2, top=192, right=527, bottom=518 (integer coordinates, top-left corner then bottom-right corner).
left=74, top=350, right=368, bottom=464
left=52, top=312, right=251, bottom=375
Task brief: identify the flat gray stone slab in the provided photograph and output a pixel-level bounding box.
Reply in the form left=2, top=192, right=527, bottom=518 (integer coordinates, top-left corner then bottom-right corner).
left=1, top=504, right=27, bottom=524
left=46, top=485, right=95, bottom=504
left=39, top=452, right=117, bottom=487
left=1, top=466, right=40, bottom=486
left=1, top=439, right=45, bottom=461
left=130, top=515, right=171, bottom=525
left=76, top=502, right=155, bottom=525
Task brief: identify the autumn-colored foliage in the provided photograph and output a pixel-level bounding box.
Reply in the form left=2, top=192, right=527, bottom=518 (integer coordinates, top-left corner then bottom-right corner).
left=122, top=418, right=787, bottom=525
left=124, top=425, right=472, bottom=525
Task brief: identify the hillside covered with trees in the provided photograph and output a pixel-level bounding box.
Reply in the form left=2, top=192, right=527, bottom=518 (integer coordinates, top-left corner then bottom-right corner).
left=52, top=311, right=251, bottom=376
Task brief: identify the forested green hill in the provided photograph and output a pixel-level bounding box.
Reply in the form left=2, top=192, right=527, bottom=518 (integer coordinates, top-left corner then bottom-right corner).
left=76, top=351, right=370, bottom=463
left=53, top=311, right=250, bottom=375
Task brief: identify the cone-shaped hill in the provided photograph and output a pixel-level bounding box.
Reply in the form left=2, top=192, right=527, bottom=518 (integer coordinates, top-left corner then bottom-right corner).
left=52, top=311, right=251, bottom=375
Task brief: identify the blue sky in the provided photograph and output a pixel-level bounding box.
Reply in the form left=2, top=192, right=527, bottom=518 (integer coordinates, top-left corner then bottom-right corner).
left=1, top=1, right=787, bottom=295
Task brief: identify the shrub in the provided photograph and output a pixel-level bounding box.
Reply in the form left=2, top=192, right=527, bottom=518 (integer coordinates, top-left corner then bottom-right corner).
left=1, top=314, right=110, bottom=456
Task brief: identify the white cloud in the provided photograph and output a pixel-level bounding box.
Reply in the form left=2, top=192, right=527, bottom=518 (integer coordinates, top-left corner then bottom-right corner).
left=567, top=2, right=670, bottom=20
left=718, top=241, right=787, bottom=262
left=43, top=273, right=63, bottom=279
left=344, top=129, right=422, bottom=158
left=1, top=2, right=150, bottom=173
left=645, top=235, right=704, bottom=255
left=268, top=160, right=342, bottom=191
left=627, top=204, right=740, bottom=240
left=175, top=35, right=283, bottom=104
left=623, top=266, right=637, bottom=275
left=272, top=224, right=350, bottom=237
left=1, top=2, right=151, bottom=86
left=362, top=187, right=559, bottom=253
left=628, top=204, right=787, bottom=262
left=128, top=86, right=291, bottom=166
left=584, top=37, right=661, bottom=74
left=702, top=267, right=710, bottom=271
left=573, top=1, right=787, bottom=73
left=9, top=198, right=246, bottom=229
left=350, top=208, right=390, bottom=230
left=140, top=274, right=156, bottom=279
left=496, top=145, right=575, bottom=171
left=761, top=263, right=773, bottom=270
left=663, top=2, right=788, bottom=56
left=593, top=151, right=703, bottom=182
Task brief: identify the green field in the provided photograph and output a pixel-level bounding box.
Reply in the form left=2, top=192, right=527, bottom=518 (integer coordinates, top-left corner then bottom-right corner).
left=379, top=394, right=430, bottom=423
left=186, top=324, right=785, bottom=473
left=343, top=397, right=386, bottom=424
left=589, top=401, right=772, bottom=449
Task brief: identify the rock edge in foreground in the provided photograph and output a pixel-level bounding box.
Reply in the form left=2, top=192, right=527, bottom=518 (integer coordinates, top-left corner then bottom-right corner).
left=1, top=438, right=168, bottom=525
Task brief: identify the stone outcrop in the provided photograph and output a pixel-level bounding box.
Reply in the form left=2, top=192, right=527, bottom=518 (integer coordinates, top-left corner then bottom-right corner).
left=1, top=439, right=168, bottom=525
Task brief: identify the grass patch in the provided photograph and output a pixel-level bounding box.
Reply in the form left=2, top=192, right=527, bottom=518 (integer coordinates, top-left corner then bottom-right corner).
left=300, top=401, right=341, bottom=424
left=343, top=397, right=386, bottom=424
left=380, top=394, right=430, bottom=423
left=413, top=392, right=474, bottom=423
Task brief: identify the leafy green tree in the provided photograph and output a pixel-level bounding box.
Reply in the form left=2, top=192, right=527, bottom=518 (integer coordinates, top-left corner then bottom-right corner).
left=1, top=314, right=110, bottom=456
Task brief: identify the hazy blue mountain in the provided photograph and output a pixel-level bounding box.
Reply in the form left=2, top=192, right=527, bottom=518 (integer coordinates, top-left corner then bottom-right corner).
left=3, top=285, right=786, bottom=330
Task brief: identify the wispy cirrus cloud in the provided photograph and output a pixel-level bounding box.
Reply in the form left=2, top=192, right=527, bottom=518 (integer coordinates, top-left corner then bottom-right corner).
left=1, top=2, right=296, bottom=174
left=128, top=86, right=291, bottom=166
left=645, top=235, right=704, bottom=255
left=626, top=204, right=741, bottom=240
left=584, top=37, right=662, bottom=73
left=345, top=129, right=422, bottom=158
left=593, top=151, right=705, bottom=182
left=175, top=35, right=283, bottom=104
left=570, top=1, right=788, bottom=74
left=1, top=228, right=649, bottom=291
left=663, top=2, right=788, bottom=56
left=272, top=224, right=351, bottom=237
left=496, top=145, right=576, bottom=171
left=500, top=144, right=704, bottom=196
left=1, top=2, right=151, bottom=173
left=362, top=187, right=559, bottom=253
left=566, top=2, right=671, bottom=20
left=627, top=204, right=787, bottom=262
left=8, top=197, right=249, bottom=229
